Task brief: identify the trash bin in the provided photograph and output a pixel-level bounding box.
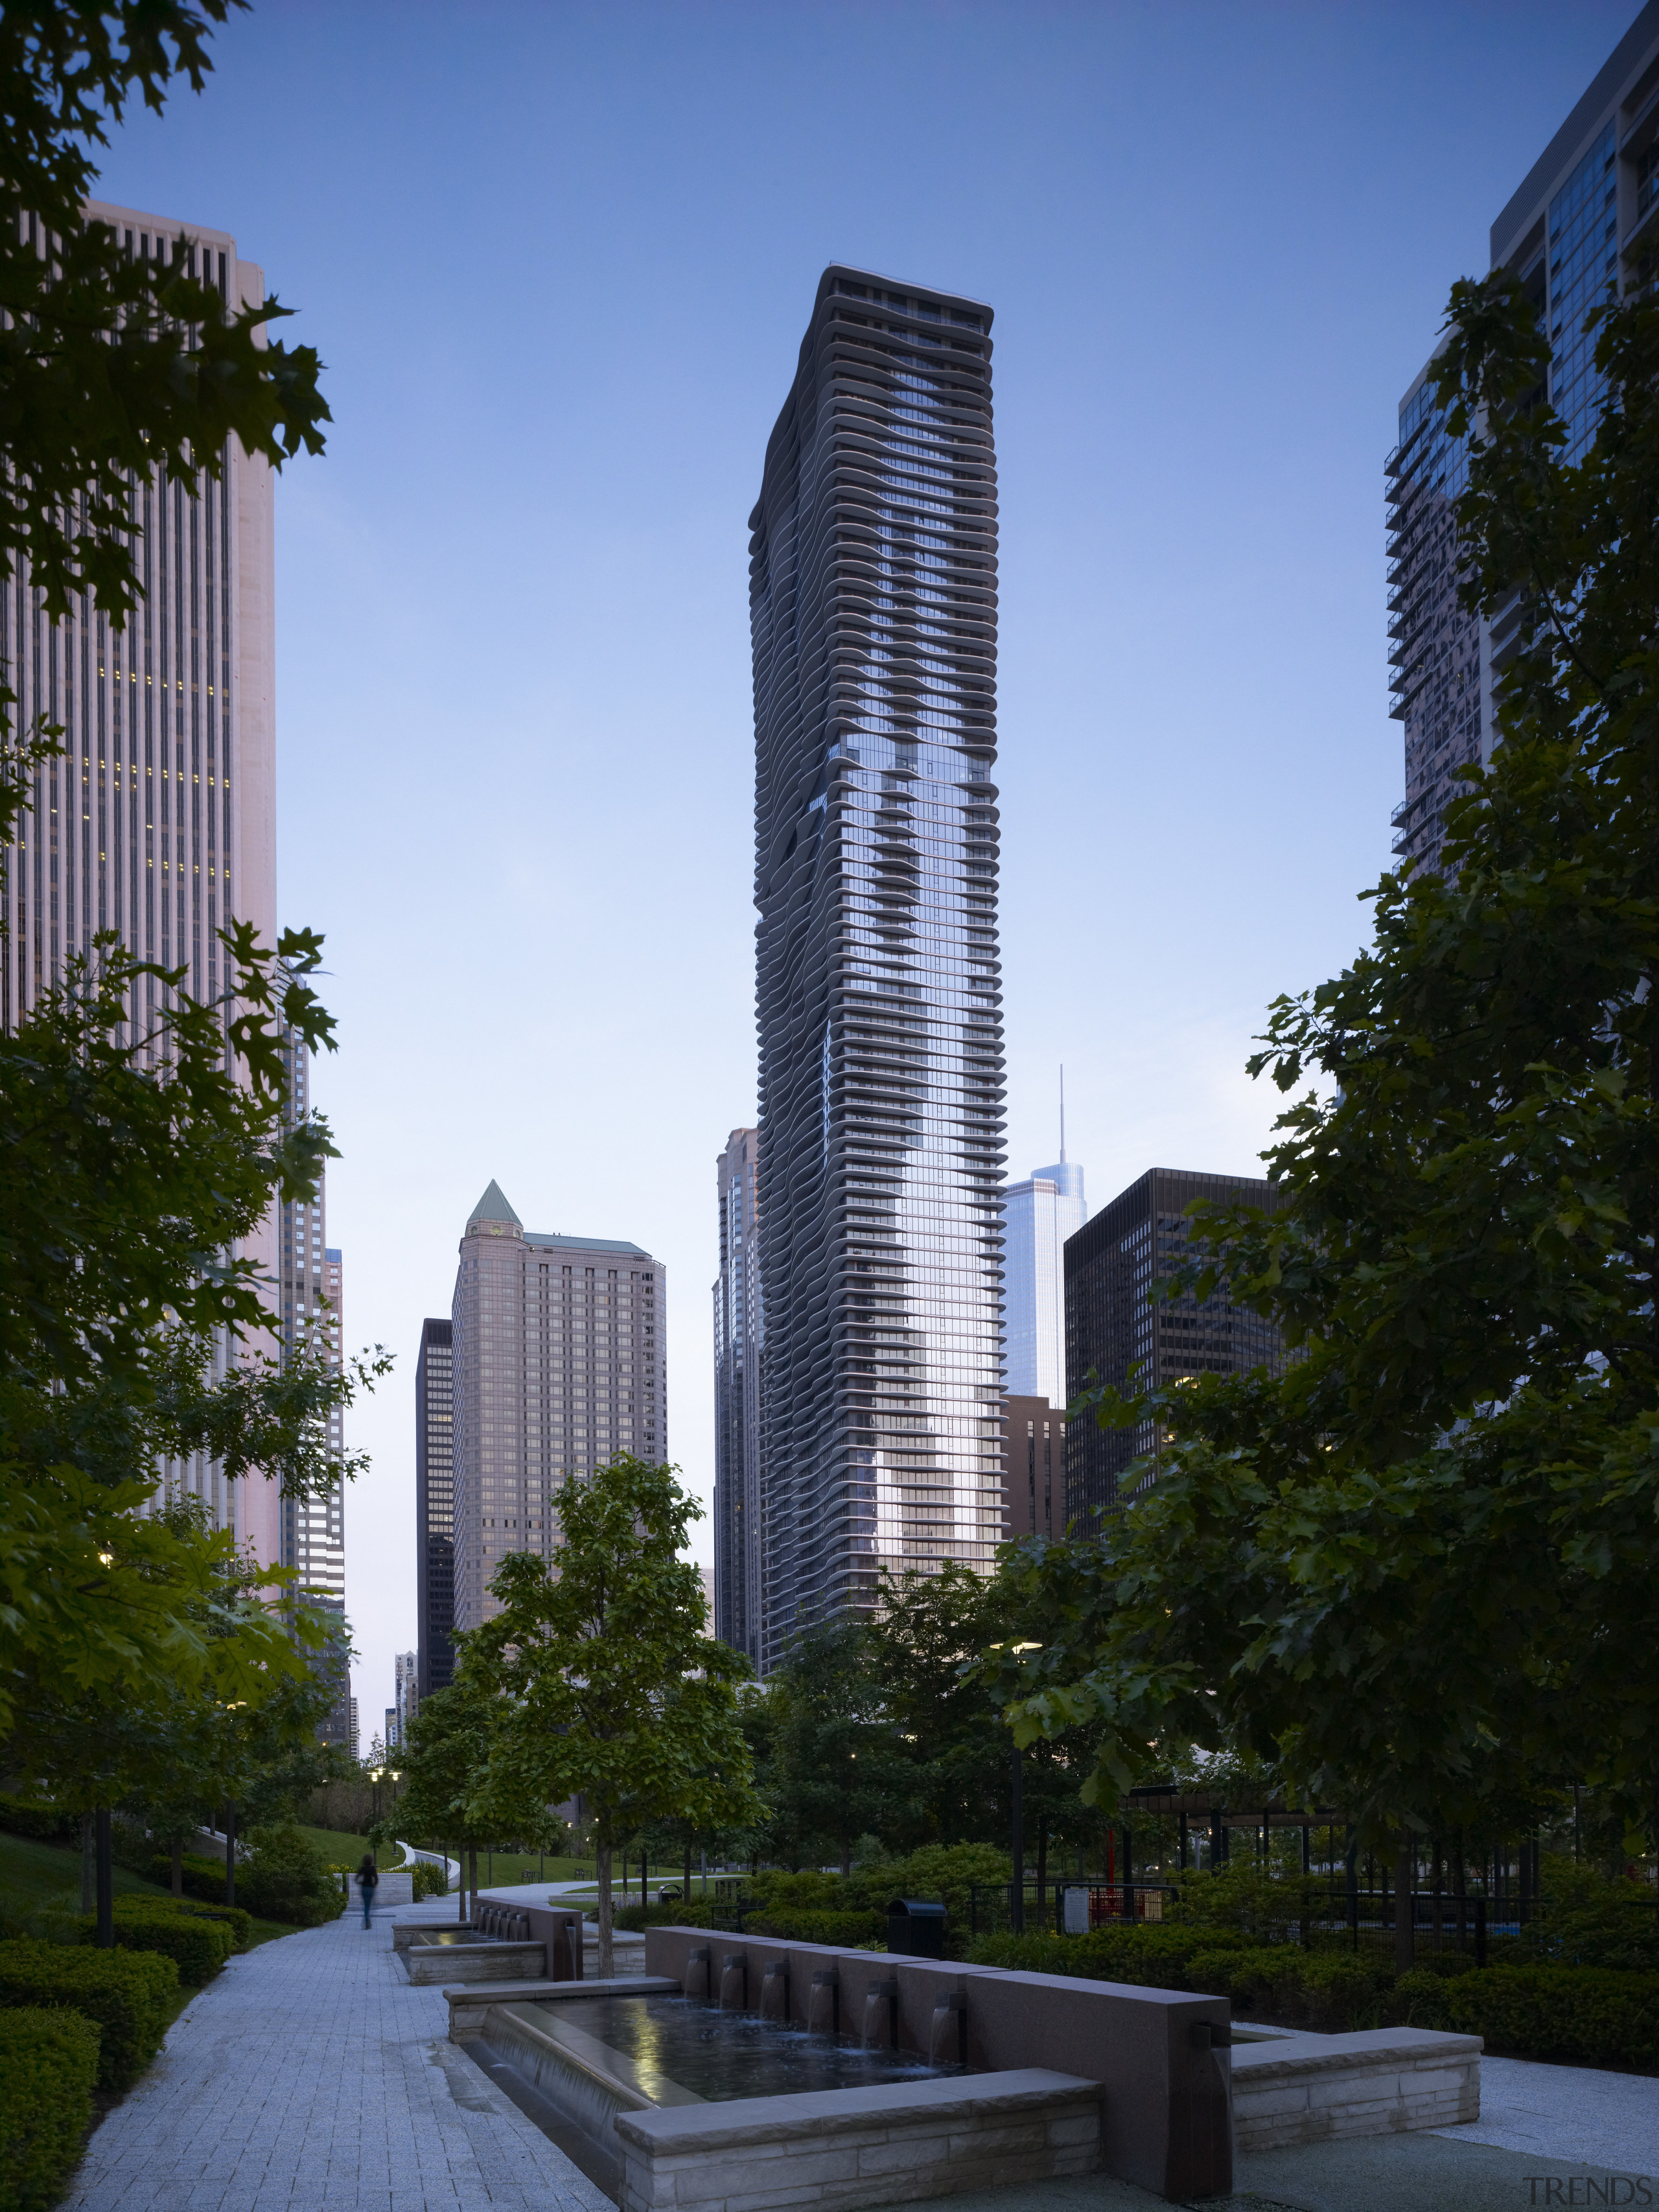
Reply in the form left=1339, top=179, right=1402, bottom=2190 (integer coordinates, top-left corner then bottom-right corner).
left=887, top=1897, right=946, bottom=1957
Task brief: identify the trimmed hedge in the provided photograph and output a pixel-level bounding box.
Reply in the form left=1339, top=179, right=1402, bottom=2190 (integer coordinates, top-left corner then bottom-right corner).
left=1398, top=1964, right=1659, bottom=2068
left=0, top=1941, right=174, bottom=2093
left=747, top=1909, right=886, bottom=1947
left=0, top=2007, right=100, bottom=2212
left=152, top=1900, right=252, bottom=1953
left=236, top=1826, right=340, bottom=1929
left=150, top=1853, right=228, bottom=1906
left=0, top=1799, right=77, bottom=1849
left=76, top=1904, right=231, bottom=1987
left=967, top=1924, right=1249, bottom=1985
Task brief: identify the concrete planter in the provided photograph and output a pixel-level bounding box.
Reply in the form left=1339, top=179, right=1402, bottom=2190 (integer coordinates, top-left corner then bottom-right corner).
left=1230, top=2025, right=1481, bottom=2149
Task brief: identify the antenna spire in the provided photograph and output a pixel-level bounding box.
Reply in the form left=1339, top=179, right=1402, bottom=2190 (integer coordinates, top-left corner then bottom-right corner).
left=1059, top=1064, right=1066, bottom=1164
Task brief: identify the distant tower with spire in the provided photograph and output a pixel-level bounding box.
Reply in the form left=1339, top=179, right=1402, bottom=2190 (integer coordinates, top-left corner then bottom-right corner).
left=1003, top=1072, right=1088, bottom=1404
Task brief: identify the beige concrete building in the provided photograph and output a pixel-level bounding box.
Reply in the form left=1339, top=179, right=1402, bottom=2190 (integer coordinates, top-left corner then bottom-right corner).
left=450, top=1182, right=667, bottom=1631
left=0, top=200, right=284, bottom=1563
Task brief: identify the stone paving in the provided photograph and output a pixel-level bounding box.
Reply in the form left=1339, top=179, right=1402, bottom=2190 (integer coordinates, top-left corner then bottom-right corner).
left=64, top=1896, right=611, bottom=2212
left=61, top=1885, right=1659, bottom=2212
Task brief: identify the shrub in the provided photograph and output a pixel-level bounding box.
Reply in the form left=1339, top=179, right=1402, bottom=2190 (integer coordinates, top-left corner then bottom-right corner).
left=0, top=2007, right=100, bottom=2212
left=150, top=1853, right=227, bottom=1905
left=160, top=1902, right=251, bottom=1953
left=237, top=1826, right=339, bottom=1928
left=846, top=1844, right=1012, bottom=1931
left=410, top=1861, right=449, bottom=1902
left=75, top=1903, right=231, bottom=1986
left=0, top=1940, right=175, bottom=2092
left=1441, top=1966, right=1659, bottom=2069
left=1389, top=1968, right=1454, bottom=2029
left=614, top=1898, right=719, bottom=1933
left=0, top=1798, right=77, bottom=1848
left=966, top=1924, right=1247, bottom=1983
left=747, top=1909, right=885, bottom=1946
left=1511, top=1858, right=1659, bottom=1973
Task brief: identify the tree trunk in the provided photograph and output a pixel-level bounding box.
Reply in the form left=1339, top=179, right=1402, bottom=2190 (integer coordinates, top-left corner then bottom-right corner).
left=1036, top=1819, right=1049, bottom=1914
left=224, top=1805, right=237, bottom=1910
left=171, top=1839, right=183, bottom=1898
left=79, top=1813, right=94, bottom=1915
left=1395, top=1839, right=1414, bottom=1973
left=596, top=1838, right=614, bottom=1979
left=683, top=1835, right=691, bottom=1902
left=468, top=1845, right=478, bottom=1925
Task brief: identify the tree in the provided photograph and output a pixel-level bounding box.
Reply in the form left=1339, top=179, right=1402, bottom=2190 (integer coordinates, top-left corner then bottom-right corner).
left=0, top=5, right=377, bottom=1707
left=759, top=1617, right=914, bottom=1873
left=391, top=1682, right=505, bottom=1921
left=463, top=1456, right=761, bottom=1973
left=984, top=275, right=1659, bottom=1861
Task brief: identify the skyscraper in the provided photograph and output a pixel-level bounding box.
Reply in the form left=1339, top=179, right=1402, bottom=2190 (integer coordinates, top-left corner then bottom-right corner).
left=1003, top=1395, right=1063, bottom=1542
left=0, top=200, right=283, bottom=1559
left=450, top=1182, right=667, bottom=1633
left=415, top=1318, right=454, bottom=1701
left=393, top=1650, right=417, bottom=1748
left=750, top=267, right=1005, bottom=1674
left=1003, top=1156, right=1087, bottom=1405
left=1063, top=1167, right=1284, bottom=1527
left=1389, top=4, right=1659, bottom=874
left=276, top=1015, right=351, bottom=1747
left=713, top=1128, right=763, bottom=1667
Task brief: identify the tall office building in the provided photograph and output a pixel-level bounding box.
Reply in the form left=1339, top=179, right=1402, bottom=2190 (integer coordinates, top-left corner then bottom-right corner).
left=713, top=1128, right=763, bottom=1667
left=1002, top=1395, right=1063, bottom=1543
left=275, top=1018, right=351, bottom=1747
left=750, top=266, right=1005, bottom=1675
left=450, top=1182, right=667, bottom=1633
left=415, top=1319, right=455, bottom=1701
left=1063, top=1167, right=1284, bottom=1526
left=1003, top=1156, right=1087, bottom=1404
left=1389, top=4, right=1659, bottom=874
left=0, top=200, right=283, bottom=1559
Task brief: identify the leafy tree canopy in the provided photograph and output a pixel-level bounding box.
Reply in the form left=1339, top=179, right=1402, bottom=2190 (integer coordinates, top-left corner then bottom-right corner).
left=980, top=277, right=1659, bottom=1854
left=462, top=1456, right=761, bottom=1972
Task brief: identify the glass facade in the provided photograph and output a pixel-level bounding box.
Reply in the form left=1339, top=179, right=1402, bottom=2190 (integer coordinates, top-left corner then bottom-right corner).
left=1389, top=12, right=1659, bottom=874
left=713, top=1128, right=764, bottom=1668
left=750, top=268, right=1006, bottom=1675
left=1063, top=1168, right=1284, bottom=1528
left=449, top=1183, right=666, bottom=1633
left=1003, top=1159, right=1086, bottom=1405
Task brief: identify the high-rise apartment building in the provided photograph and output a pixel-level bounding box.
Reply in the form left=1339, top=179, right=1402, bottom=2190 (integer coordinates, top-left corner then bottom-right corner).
left=1002, top=1394, right=1063, bottom=1542
left=0, top=200, right=283, bottom=1559
left=1003, top=1157, right=1086, bottom=1405
left=713, top=1128, right=763, bottom=1667
left=415, top=1319, right=454, bottom=1701
left=1063, top=1168, right=1284, bottom=1527
left=392, top=1651, right=417, bottom=1747
left=750, top=266, right=1005, bottom=1674
left=275, top=1017, right=351, bottom=1747
left=450, top=1182, right=667, bottom=1633
left=1389, top=3, right=1659, bottom=873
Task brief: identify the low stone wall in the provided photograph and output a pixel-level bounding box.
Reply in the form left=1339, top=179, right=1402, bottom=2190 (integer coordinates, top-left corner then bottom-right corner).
left=642, top=1925, right=1232, bottom=2201
left=446, top=1975, right=679, bottom=2044
left=1230, top=2027, right=1481, bottom=2149
left=474, top=1894, right=585, bottom=1979
left=403, top=1940, right=546, bottom=1985
left=615, top=2070, right=1102, bottom=2212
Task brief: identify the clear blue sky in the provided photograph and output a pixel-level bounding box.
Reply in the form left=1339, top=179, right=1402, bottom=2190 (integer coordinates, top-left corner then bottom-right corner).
left=97, top=0, right=1637, bottom=1735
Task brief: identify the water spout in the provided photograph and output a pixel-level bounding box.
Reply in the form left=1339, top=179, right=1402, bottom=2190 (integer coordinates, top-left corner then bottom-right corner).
left=683, top=1946, right=712, bottom=2001
left=719, top=1953, right=747, bottom=2011
left=760, top=1962, right=790, bottom=2023
left=807, top=1970, right=840, bottom=2039
left=862, top=1978, right=899, bottom=2051
left=929, top=1992, right=966, bottom=2068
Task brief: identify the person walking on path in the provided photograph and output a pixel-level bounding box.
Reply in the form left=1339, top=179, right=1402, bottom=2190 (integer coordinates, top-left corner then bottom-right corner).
left=358, top=1852, right=378, bottom=1928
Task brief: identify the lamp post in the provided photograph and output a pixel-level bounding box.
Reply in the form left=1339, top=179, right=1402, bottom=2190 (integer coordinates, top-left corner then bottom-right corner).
left=1004, top=1644, right=1042, bottom=1938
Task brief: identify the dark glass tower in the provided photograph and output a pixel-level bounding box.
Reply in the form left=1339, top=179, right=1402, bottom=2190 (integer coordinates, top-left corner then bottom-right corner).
left=1388, top=2, right=1659, bottom=875
left=415, top=1317, right=454, bottom=1700
left=1063, top=1168, right=1284, bottom=1528
left=750, top=266, right=1006, bottom=1675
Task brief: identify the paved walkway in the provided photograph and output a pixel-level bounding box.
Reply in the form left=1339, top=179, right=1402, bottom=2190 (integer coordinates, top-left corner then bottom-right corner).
left=65, top=1898, right=610, bottom=2212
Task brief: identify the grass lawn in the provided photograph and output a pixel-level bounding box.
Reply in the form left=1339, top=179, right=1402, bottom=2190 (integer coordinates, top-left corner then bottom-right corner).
left=292, top=1824, right=408, bottom=1870
left=0, top=1829, right=297, bottom=1949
